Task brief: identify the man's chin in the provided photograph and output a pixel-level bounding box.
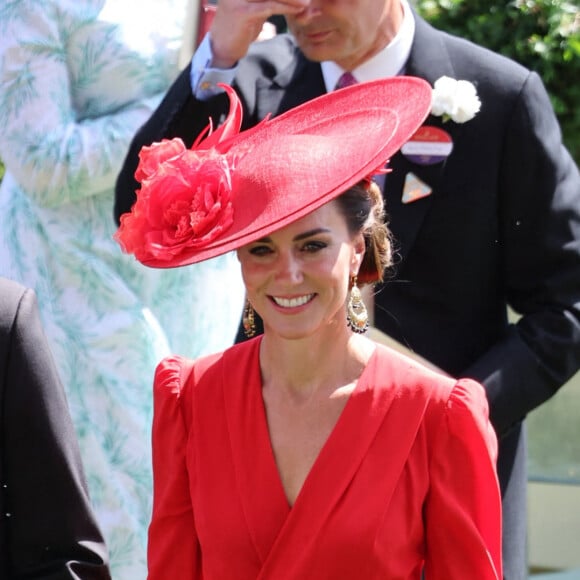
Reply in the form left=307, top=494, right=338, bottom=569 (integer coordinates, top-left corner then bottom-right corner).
left=298, top=44, right=342, bottom=64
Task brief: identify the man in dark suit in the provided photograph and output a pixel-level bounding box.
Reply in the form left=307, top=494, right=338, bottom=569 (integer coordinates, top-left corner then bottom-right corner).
left=114, top=1, right=580, bottom=577
left=0, top=277, right=111, bottom=579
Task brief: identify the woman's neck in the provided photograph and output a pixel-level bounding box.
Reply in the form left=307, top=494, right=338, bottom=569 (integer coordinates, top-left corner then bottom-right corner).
left=259, top=328, right=375, bottom=403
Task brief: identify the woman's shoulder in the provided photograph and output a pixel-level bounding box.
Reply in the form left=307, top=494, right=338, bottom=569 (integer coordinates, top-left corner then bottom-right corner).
left=371, top=344, right=493, bottom=450
left=371, top=342, right=487, bottom=411
left=154, top=338, right=261, bottom=397
left=371, top=342, right=452, bottom=389
left=154, top=351, right=224, bottom=398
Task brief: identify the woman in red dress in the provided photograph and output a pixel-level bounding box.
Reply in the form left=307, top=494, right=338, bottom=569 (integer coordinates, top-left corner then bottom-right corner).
left=116, top=79, right=502, bottom=579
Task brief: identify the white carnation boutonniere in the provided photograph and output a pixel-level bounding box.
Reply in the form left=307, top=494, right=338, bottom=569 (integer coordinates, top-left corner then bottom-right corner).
left=431, top=76, right=481, bottom=123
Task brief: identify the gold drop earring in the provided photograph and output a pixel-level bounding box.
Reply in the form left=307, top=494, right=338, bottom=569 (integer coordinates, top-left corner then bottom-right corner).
left=346, top=275, right=368, bottom=334
left=242, top=299, right=257, bottom=338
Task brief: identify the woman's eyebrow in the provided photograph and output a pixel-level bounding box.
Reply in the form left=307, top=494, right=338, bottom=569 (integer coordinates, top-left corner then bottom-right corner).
left=293, top=228, right=331, bottom=242
left=253, top=228, right=331, bottom=244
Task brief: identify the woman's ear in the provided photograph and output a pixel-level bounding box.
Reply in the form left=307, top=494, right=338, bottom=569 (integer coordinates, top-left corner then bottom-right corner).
left=352, top=232, right=366, bottom=270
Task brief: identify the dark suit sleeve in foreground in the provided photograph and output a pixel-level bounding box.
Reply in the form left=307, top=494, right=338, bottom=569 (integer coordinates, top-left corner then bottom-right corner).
left=1, top=285, right=111, bottom=579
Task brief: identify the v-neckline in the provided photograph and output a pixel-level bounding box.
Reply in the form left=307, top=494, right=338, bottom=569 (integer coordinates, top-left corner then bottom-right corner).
left=220, top=339, right=434, bottom=575
left=221, top=339, right=402, bottom=568
left=258, top=346, right=378, bottom=510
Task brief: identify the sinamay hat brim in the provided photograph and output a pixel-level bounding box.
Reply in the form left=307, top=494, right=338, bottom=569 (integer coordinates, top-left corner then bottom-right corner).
left=116, top=77, right=432, bottom=267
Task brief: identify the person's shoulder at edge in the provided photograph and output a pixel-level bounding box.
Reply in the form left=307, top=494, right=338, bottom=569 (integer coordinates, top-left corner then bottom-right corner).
left=0, top=276, right=27, bottom=302
left=0, top=277, right=113, bottom=579
left=0, top=277, right=21, bottom=292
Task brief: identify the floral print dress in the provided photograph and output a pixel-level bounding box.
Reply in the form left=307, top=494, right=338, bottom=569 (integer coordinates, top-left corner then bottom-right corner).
left=0, top=1, right=245, bottom=577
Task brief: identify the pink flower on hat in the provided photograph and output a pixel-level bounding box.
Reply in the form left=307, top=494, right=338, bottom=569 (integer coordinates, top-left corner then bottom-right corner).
left=134, top=139, right=187, bottom=182
left=115, top=147, right=234, bottom=264
left=115, top=85, right=245, bottom=265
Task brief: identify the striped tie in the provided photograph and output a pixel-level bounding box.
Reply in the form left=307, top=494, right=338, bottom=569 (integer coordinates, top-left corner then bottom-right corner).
left=334, top=72, right=358, bottom=90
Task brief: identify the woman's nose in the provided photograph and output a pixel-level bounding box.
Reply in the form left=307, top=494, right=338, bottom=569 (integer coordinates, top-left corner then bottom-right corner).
left=275, top=252, right=303, bottom=284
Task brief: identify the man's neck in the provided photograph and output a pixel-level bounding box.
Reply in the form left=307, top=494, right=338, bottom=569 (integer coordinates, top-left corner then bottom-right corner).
left=321, top=0, right=415, bottom=91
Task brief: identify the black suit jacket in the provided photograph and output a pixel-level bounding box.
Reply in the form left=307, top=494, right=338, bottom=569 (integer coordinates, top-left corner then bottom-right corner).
left=0, top=279, right=110, bottom=579
left=115, top=14, right=580, bottom=578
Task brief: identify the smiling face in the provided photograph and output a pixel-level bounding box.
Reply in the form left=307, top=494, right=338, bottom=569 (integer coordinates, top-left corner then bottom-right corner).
left=286, top=0, right=403, bottom=71
left=237, top=201, right=365, bottom=341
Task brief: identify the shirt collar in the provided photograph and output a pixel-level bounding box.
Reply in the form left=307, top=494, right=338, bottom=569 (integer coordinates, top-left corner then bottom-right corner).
left=321, top=0, right=415, bottom=92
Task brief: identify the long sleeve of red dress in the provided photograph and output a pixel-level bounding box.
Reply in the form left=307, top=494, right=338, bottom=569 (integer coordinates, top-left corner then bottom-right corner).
left=423, top=380, right=501, bottom=578
left=147, top=356, right=203, bottom=579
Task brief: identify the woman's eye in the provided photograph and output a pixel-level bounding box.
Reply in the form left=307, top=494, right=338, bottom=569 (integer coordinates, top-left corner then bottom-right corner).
left=302, top=240, right=327, bottom=253
left=248, top=245, right=273, bottom=256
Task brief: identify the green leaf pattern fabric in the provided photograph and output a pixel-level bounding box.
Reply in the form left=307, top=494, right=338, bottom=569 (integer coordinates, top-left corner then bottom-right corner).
left=0, top=1, right=246, bottom=577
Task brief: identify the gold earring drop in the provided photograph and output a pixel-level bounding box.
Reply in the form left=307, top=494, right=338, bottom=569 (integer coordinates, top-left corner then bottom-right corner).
left=346, top=275, right=368, bottom=334
left=242, top=300, right=257, bottom=338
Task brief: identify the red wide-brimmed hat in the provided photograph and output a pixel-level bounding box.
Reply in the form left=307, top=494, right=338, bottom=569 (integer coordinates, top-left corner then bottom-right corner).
left=115, top=78, right=431, bottom=267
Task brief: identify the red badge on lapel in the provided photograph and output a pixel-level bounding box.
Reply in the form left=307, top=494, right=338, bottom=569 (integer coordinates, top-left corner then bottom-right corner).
left=401, top=126, right=453, bottom=165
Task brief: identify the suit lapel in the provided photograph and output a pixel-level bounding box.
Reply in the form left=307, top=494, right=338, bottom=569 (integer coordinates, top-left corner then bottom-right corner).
left=385, top=15, right=467, bottom=262
left=406, top=12, right=456, bottom=84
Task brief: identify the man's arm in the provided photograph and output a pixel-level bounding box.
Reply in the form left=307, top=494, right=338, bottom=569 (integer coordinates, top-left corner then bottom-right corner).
left=468, top=71, right=580, bottom=435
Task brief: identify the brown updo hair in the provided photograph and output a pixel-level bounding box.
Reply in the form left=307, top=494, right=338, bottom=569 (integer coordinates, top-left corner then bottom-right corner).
left=335, top=180, right=392, bottom=285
